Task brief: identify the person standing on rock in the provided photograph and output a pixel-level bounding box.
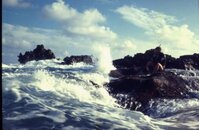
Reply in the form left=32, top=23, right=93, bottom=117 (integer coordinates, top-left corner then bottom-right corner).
left=146, top=46, right=166, bottom=73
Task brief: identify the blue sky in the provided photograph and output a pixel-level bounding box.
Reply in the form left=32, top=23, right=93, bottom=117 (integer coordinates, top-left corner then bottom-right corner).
left=2, top=0, right=199, bottom=64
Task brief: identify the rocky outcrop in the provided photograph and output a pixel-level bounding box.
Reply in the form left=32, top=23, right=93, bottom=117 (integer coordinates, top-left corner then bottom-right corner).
left=106, top=71, right=189, bottom=111
left=18, top=45, right=93, bottom=65
left=18, top=45, right=55, bottom=64
left=113, top=49, right=199, bottom=74
left=166, top=53, right=199, bottom=69
left=108, top=48, right=198, bottom=113
left=62, top=55, right=93, bottom=65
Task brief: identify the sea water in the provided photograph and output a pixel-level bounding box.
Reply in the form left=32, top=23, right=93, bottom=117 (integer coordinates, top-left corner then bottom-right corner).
left=2, top=59, right=199, bottom=130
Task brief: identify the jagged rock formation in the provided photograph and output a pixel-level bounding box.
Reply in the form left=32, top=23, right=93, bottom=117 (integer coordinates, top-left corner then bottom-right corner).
left=107, top=48, right=198, bottom=112
left=166, top=54, right=199, bottom=69
left=18, top=45, right=55, bottom=64
left=62, top=55, right=93, bottom=65
left=17, top=45, right=93, bottom=65
left=113, top=49, right=199, bottom=75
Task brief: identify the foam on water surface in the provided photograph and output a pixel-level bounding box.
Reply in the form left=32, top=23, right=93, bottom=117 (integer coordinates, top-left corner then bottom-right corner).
left=2, top=60, right=199, bottom=130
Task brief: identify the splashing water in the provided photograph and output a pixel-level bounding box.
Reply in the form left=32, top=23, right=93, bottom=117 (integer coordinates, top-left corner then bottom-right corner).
left=2, top=60, right=199, bottom=130
left=92, top=44, right=116, bottom=74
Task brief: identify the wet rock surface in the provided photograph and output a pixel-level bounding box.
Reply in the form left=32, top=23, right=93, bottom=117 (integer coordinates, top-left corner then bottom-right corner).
left=107, top=48, right=198, bottom=112
left=107, top=71, right=189, bottom=111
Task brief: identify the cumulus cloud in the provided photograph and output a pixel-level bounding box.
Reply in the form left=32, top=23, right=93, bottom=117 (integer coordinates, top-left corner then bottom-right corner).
left=116, top=5, right=199, bottom=57
left=3, top=23, right=47, bottom=48
left=111, top=39, right=137, bottom=56
left=122, top=40, right=137, bottom=50
left=3, top=23, right=76, bottom=63
left=5, top=1, right=198, bottom=64
left=3, top=0, right=31, bottom=8
left=43, top=0, right=117, bottom=40
left=43, top=0, right=77, bottom=22
left=2, top=23, right=117, bottom=63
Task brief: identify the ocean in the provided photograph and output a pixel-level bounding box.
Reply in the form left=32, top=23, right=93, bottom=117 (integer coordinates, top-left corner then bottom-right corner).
left=2, top=59, right=199, bottom=130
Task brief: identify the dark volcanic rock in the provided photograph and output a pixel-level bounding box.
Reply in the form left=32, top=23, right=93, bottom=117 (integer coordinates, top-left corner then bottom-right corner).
left=163, top=53, right=199, bottom=70
left=179, top=53, right=199, bottom=69
left=112, top=49, right=160, bottom=75
left=107, top=71, right=189, bottom=111
left=63, top=55, right=93, bottom=65
left=18, top=45, right=55, bottom=64
left=108, top=47, right=198, bottom=112
left=113, top=48, right=199, bottom=74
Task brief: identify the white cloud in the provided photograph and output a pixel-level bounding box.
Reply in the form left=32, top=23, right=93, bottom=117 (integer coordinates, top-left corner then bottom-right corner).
left=110, top=38, right=158, bottom=59
left=4, top=1, right=198, bottom=64
left=2, top=23, right=118, bottom=63
left=43, top=0, right=117, bottom=40
left=112, top=39, right=137, bottom=54
left=3, top=23, right=73, bottom=58
left=116, top=6, right=176, bottom=31
left=43, top=0, right=77, bottom=22
left=3, top=22, right=137, bottom=64
left=122, top=40, right=137, bottom=50
left=1, top=23, right=151, bottom=63
left=116, top=5, right=199, bottom=57
left=64, top=51, right=69, bottom=56
left=3, top=23, right=46, bottom=48
left=3, top=0, right=31, bottom=8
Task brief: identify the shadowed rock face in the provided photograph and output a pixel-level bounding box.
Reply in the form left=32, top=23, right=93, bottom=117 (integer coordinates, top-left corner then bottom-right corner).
left=63, top=55, right=93, bottom=65
left=106, top=71, right=189, bottom=111
left=113, top=49, right=199, bottom=73
left=108, top=48, right=198, bottom=112
left=18, top=45, right=55, bottom=64
left=17, top=44, right=93, bottom=65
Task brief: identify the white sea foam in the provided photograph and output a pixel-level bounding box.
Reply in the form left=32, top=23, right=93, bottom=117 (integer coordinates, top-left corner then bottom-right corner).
left=91, top=44, right=116, bottom=74
left=36, top=111, right=67, bottom=123
left=148, top=98, right=199, bottom=118
left=30, top=69, right=117, bottom=107
left=2, top=63, right=9, bottom=68
left=5, top=110, right=67, bottom=123
left=2, top=59, right=199, bottom=130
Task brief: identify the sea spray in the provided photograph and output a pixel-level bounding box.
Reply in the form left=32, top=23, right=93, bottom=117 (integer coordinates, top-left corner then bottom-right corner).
left=2, top=60, right=199, bottom=130
left=91, top=44, right=116, bottom=74
left=31, top=69, right=117, bottom=106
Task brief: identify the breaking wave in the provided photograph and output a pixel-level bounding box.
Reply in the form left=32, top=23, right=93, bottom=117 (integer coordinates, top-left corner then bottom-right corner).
left=2, top=60, right=199, bottom=130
